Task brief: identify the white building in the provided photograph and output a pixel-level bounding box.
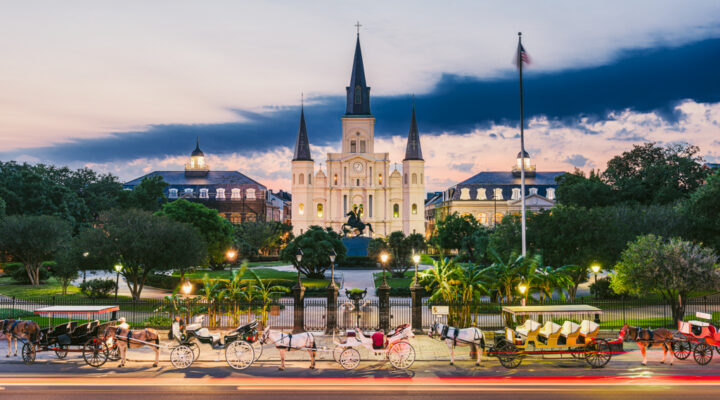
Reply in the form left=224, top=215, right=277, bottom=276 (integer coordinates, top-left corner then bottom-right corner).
left=291, top=33, right=425, bottom=238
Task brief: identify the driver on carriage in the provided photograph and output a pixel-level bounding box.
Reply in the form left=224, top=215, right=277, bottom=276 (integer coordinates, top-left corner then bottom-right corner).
left=117, top=317, right=129, bottom=330
left=372, top=329, right=387, bottom=350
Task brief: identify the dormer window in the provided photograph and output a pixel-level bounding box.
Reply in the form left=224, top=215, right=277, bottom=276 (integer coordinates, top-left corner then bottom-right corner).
left=529, top=187, right=538, bottom=195
left=512, top=188, right=521, bottom=200
left=199, top=188, right=209, bottom=199
left=184, top=188, right=193, bottom=196
left=493, top=188, right=503, bottom=200
left=246, top=188, right=256, bottom=199
left=547, top=188, right=556, bottom=200
left=231, top=188, right=241, bottom=199
left=169, top=188, right=178, bottom=199
left=216, top=188, right=226, bottom=200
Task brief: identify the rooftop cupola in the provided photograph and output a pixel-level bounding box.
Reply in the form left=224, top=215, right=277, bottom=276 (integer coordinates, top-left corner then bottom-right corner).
left=185, top=137, right=209, bottom=177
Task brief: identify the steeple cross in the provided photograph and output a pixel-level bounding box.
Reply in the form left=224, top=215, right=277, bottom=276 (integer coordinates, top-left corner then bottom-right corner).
left=355, top=21, right=362, bottom=35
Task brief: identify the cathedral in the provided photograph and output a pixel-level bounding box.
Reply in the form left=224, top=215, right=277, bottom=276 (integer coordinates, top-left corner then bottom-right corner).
left=291, top=32, right=425, bottom=238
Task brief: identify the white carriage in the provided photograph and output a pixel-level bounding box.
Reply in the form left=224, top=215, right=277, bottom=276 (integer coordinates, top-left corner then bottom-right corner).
left=332, top=323, right=416, bottom=370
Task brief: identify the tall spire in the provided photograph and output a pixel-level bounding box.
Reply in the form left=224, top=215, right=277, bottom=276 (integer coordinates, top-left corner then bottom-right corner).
left=292, top=103, right=312, bottom=161
left=191, top=136, right=204, bottom=157
left=345, top=27, right=371, bottom=115
left=403, top=100, right=423, bottom=161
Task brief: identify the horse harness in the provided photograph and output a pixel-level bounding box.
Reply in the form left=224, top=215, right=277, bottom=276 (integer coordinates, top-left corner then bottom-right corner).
left=126, top=329, right=133, bottom=344
left=439, top=325, right=481, bottom=347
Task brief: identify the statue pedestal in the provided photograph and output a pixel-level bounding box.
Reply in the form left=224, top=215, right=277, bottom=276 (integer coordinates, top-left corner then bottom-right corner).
left=341, top=236, right=371, bottom=257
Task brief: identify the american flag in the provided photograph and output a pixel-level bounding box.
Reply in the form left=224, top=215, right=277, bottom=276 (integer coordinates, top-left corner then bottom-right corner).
left=515, top=43, right=531, bottom=69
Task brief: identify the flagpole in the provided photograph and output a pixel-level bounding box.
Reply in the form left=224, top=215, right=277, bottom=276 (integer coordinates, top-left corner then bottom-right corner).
left=518, top=32, right=527, bottom=258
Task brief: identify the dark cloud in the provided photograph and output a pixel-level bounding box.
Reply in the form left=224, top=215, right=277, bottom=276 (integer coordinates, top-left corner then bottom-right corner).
left=564, top=154, right=589, bottom=167
left=5, top=37, right=720, bottom=164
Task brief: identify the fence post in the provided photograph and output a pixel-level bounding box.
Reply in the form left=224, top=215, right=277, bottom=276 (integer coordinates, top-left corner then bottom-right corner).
left=325, top=284, right=338, bottom=334
left=377, top=284, right=390, bottom=332
left=410, top=284, right=424, bottom=334
left=12, top=296, right=16, bottom=317
left=292, top=283, right=306, bottom=333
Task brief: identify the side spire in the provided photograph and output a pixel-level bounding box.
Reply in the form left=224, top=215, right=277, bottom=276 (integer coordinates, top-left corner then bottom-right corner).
left=292, top=102, right=312, bottom=161
left=403, top=100, right=423, bottom=161
left=345, top=26, right=371, bottom=115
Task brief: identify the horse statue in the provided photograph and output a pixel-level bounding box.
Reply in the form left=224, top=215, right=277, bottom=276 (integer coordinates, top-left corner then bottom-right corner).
left=341, top=206, right=373, bottom=236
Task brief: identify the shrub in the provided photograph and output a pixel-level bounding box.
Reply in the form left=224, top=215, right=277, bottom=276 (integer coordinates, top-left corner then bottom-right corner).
left=0, top=308, right=33, bottom=319
left=340, top=256, right=377, bottom=268
left=142, top=315, right=172, bottom=328
left=4, top=262, right=50, bottom=284
left=590, top=277, right=621, bottom=299
left=80, top=279, right=117, bottom=298
left=144, top=273, right=182, bottom=291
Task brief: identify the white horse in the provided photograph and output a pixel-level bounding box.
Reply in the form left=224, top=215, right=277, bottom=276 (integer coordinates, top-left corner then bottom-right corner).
left=260, top=327, right=317, bottom=371
left=429, top=321, right=485, bottom=366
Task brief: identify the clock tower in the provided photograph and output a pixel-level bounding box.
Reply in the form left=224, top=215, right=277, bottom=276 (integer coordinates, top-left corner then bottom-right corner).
left=291, top=30, right=425, bottom=238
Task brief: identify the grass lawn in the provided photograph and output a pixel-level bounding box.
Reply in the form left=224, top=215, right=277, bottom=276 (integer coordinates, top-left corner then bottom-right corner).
left=372, top=270, right=416, bottom=289
left=0, top=276, right=135, bottom=302
left=179, top=268, right=338, bottom=288
left=246, top=261, right=287, bottom=267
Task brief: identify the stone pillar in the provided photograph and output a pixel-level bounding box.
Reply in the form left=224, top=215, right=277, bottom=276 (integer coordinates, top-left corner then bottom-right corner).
left=377, top=282, right=391, bottom=332
left=293, top=283, right=306, bottom=333
left=325, top=284, right=339, bottom=334
left=410, top=283, right=424, bottom=334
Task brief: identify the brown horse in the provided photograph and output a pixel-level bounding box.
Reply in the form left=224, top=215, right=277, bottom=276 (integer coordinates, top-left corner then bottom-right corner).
left=105, top=326, right=160, bottom=367
left=1, top=319, right=40, bottom=357
left=620, top=324, right=675, bottom=365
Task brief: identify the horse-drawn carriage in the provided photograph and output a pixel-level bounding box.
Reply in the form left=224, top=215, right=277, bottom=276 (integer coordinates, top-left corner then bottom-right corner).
left=674, top=312, right=720, bottom=365
left=488, top=305, right=621, bottom=369
left=22, top=306, right=121, bottom=367
left=332, top=323, right=416, bottom=370
left=169, top=316, right=261, bottom=370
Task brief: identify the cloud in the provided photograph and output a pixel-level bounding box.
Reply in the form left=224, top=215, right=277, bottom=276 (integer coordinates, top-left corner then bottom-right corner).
left=564, top=154, right=589, bottom=167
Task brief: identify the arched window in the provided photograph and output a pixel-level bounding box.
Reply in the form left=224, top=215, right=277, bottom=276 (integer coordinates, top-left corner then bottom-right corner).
left=404, top=173, right=408, bottom=184
left=231, top=188, right=241, bottom=199
left=298, top=203, right=305, bottom=215
left=378, top=173, right=383, bottom=185
left=307, top=173, right=311, bottom=185
left=333, top=174, right=338, bottom=185
left=168, top=188, right=178, bottom=199
left=412, top=203, right=418, bottom=215
left=246, top=188, right=256, bottom=199
left=299, top=174, right=304, bottom=185
left=493, top=188, right=503, bottom=200
left=412, top=173, right=417, bottom=184
left=529, top=187, right=538, bottom=195
left=421, top=173, right=424, bottom=184
left=393, top=204, right=400, bottom=218
left=512, top=188, right=521, bottom=200
left=547, top=188, right=556, bottom=200
left=494, top=212, right=504, bottom=224
left=316, top=203, right=323, bottom=218
left=478, top=213, right=488, bottom=225
left=199, top=188, right=209, bottom=199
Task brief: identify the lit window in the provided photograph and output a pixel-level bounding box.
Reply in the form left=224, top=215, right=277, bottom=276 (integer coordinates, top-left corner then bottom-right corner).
left=494, top=188, right=503, bottom=200
left=478, top=213, right=488, bottom=225
left=378, top=173, right=383, bottom=185
left=246, top=188, right=256, bottom=199
left=231, top=188, right=241, bottom=199
left=199, top=188, right=209, bottom=199
left=412, top=204, right=418, bottom=215
left=476, top=188, right=487, bottom=200
left=169, top=188, right=178, bottom=199
left=333, top=174, right=338, bottom=185
left=494, top=212, right=504, bottom=224
left=298, top=203, right=304, bottom=215
left=316, top=203, right=323, bottom=218
left=547, top=188, right=555, bottom=200
left=393, top=204, right=399, bottom=218
left=216, top=188, right=225, bottom=199
left=512, top=188, right=521, bottom=200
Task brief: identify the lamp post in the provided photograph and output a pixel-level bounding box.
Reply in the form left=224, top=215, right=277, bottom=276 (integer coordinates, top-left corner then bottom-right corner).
left=518, top=281, right=528, bottom=306
left=226, top=249, right=238, bottom=265
left=181, top=278, right=193, bottom=296
left=295, top=249, right=304, bottom=287
left=113, top=263, right=123, bottom=302
left=410, top=253, right=423, bottom=334
left=328, top=248, right=337, bottom=289
left=412, top=253, right=421, bottom=288
left=293, top=249, right=306, bottom=333
left=380, top=252, right=389, bottom=287
left=591, top=264, right=601, bottom=284
left=326, top=248, right=339, bottom=334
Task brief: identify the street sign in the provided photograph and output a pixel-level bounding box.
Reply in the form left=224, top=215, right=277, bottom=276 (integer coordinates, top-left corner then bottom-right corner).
left=431, top=306, right=449, bottom=315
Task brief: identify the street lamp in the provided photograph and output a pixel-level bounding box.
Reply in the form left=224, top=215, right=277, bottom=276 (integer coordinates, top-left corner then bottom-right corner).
left=113, top=263, right=123, bottom=302
left=226, top=249, right=237, bottom=264
left=295, top=249, right=304, bottom=287
left=328, top=248, right=337, bottom=288
left=380, top=252, right=389, bottom=287
left=518, top=281, right=528, bottom=306
left=591, top=264, right=601, bottom=284
left=412, top=253, right=421, bottom=287
left=181, top=278, right=193, bottom=295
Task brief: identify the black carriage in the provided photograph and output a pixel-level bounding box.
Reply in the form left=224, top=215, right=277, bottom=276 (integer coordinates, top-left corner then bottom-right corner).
left=22, top=305, right=121, bottom=367
left=170, top=317, right=262, bottom=369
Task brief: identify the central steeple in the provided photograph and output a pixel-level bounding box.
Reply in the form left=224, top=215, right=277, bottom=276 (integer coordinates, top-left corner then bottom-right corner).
left=345, top=31, right=371, bottom=115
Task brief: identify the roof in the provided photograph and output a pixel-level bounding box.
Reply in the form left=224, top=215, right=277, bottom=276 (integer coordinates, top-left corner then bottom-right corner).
left=124, top=171, right=266, bottom=188
left=292, top=107, right=313, bottom=161
left=191, top=137, right=204, bottom=157
left=459, top=171, right=565, bottom=186
left=502, top=305, right=602, bottom=316
left=345, top=34, right=371, bottom=115
left=34, top=305, right=120, bottom=315
left=404, top=103, right=423, bottom=161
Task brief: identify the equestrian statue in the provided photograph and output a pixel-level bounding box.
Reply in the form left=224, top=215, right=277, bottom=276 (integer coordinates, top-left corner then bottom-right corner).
left=342, top=205, right=373, bottom=236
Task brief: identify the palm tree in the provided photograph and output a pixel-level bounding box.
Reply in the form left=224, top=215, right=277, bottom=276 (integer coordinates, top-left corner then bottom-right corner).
left=243, top=269, right=289, bottom=328
left=533, top=265, right=574, bottom=303
left=200, top=274, right=222, bottom=327
left=419, top=257, right=460, bottom=303
left=454, top=264, right=493, bottom=326
left=222, top=266, right=246, bottom=325
left=487, top=249, right=541, bottom=303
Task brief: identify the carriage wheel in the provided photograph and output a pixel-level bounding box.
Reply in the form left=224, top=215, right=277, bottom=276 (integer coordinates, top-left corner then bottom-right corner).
left=388, top=341, right=415, bottom=370
left=584, top=338, right=611, bottom=368
left=21, top=343, right=36, bottom=365
left=54, top=344, right=69, bottom=359
left=226, top=341, right=255, bottom=370
left=107, top=345, right=121, bottom=361
left=672, top=341, right=692, bottom=360
left=497, top=342, right=523, bottom=369
left=170, top=345, right=195, bottom=369
left=82, top=338, right=109, bottom=368
left=251, top=340, right=263, bottom=361
left=570, top=347, right=585, bottom=359
left=187, top=341, right=201, bottom=362
left=339, top=348, right=361, bottom=370
left=693, top=343, right=714, bottom=366
left=333, top=346, right=345, bottom=363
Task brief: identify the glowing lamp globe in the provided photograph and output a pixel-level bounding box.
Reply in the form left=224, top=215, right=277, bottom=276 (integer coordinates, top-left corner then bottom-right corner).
left=412, top=254, right=421, bottom=265
left=591, top=265, right=601, bottom=274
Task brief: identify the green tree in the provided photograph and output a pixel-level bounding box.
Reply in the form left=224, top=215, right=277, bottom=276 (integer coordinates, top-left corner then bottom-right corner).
left=122, top=175, right=168, bottom=211
left=156, top=199, right=234, bottom=270
left=367, top=238, right=389, bottom=262
left=487, top=249, right=541, bottom=303
left=0, top=215, right=71, bottom=286
left=387, top=231, right=411, bottom=277
left=243, top=268, right=289, bottom=328
left=200, top=274, right=223, bottom=328
left=555, top=169, right=616, bottom=208
left=280, top=226, right=346, bottom=279
left=611, top=235, right=720, bottom=322
left=683, top=172, right=720, bottom=250
left=234, top=221, right=293, bottom=257
left=81, top=209, right=206, bottom=300
left=431, top=213, right=483, bottom=257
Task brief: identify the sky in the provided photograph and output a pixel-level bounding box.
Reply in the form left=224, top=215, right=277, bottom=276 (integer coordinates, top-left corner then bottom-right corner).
left=1, top=1, right=719, bottom=192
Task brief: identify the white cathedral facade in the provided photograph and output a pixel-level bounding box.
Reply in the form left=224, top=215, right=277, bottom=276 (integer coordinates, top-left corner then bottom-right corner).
left=291, top=33, right=426, bottom=238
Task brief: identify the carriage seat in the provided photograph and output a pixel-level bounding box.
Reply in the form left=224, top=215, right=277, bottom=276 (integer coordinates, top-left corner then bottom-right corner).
left=560, top=321, right=581, bottom=337
left=688, top=320, right=711, bottom=327
left=515, top=319, right=541, bottom=337
left=390, top=323, right=410, bottom=337
left=195, top=327, right=221, bottom=344
left=186, top=323, right=202, bottom=331
left=579, top=320, right=599, bottom=336
left=539, top=322, right=561, bottom=338
left=505, top=328, right=524, bottom=345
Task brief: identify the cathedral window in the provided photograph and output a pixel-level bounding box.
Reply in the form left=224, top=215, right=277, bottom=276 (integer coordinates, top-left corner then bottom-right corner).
left=350, top=140, right=357, bottom=153
left=412, top=203, right=418, bottom=215
left=493, top=188, right=503, bottom=200
left=299, top=174, right=305, bottom=185
left=378, top=173, right=383, bottom=185
left=298, top=203, right=304, bottom=216
left=412, top=173, right=417, bottom=184
left=343, top=195, right=347, bottom=215
left=512, top=188, right=521, bottom=200
left=421, top=173, right=424, bottom=184
left=360, top=140, right=366, bottom=153
left=369, top=195, right=373, bottom=217
left=354, top=85, right=362, bottom=104
left=216, top=188, right=225, bottom=200
left=356, top=179, right=360, bottom=186
left=169, top=188, right=178, bottom=199
left=246, top=188, right=256, bottom=199
left=199, top=188, right=209, bottom=199
left=344, top=167, right=347, bottom=184
left=404, top=173, right=408, bottom=184
left=547, top=188, right=555, bottom=200
left=316, top=203, right=323, bottom=218
left=333, top=174, right=338, bottom=185
left=231, top=188, right=241, bottom=199
left=369, top=167, right=372, bottom=185
left=393, top=204, right=399, bottom=218
left=308, top=174, right=311, bottom=185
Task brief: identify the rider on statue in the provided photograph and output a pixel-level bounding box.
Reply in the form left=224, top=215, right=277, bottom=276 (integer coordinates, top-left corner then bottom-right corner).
left=342, top=205, right=373, bottom=236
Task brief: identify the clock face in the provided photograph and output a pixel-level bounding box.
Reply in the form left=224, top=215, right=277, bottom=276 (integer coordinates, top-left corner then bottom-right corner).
left=353, top=162, right=363, bottom=172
